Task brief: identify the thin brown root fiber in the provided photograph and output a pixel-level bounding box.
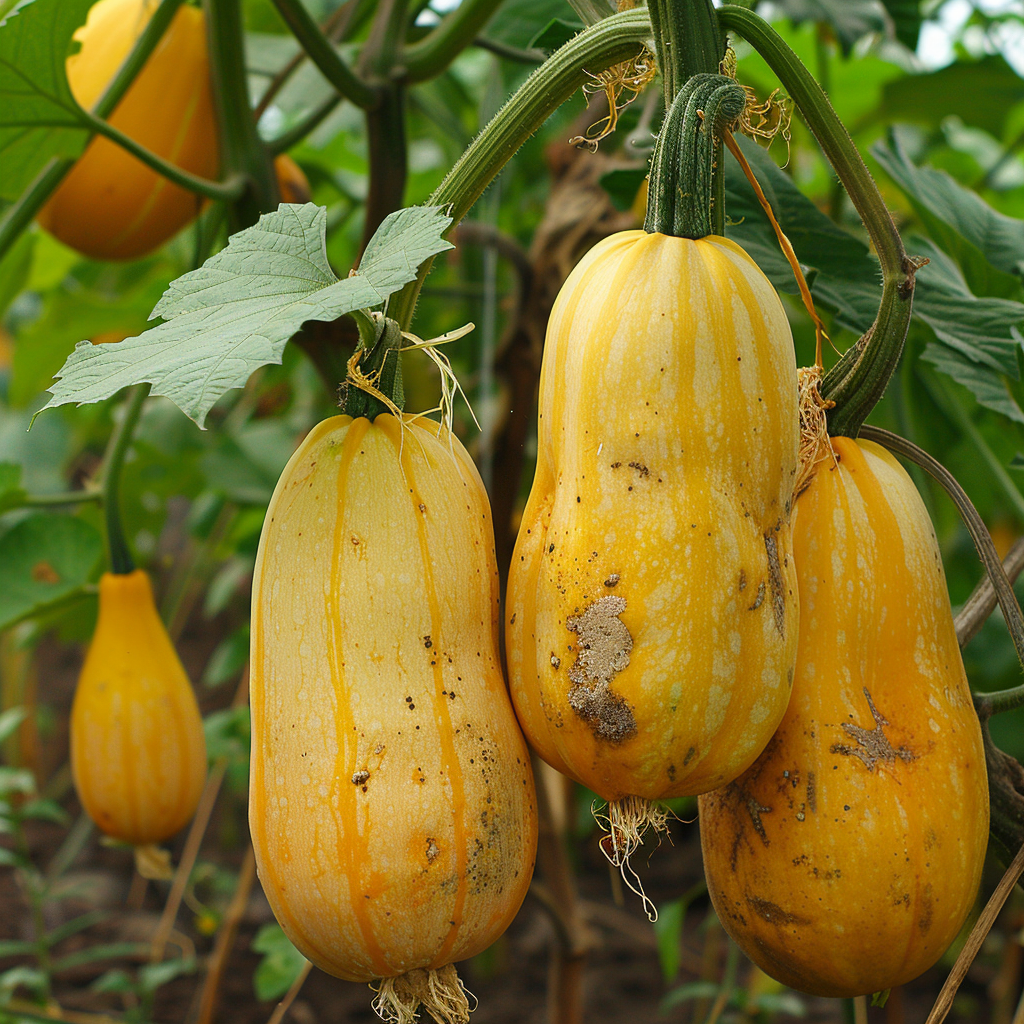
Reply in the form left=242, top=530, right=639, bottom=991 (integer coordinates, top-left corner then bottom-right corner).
left=594, top=796, right=670, bottom=923
left=371, top=965, right=475, bottom=1024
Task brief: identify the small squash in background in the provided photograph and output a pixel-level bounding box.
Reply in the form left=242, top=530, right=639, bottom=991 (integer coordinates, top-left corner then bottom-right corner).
left=249, top=413, right=537, bottom=1021
left=699, top=436, right=989, bottom=997
left=274, top=154, right=312, bottom=205
left=72, top=570, right=207, bottom=854
left=37, top=0, right=219, bottom=261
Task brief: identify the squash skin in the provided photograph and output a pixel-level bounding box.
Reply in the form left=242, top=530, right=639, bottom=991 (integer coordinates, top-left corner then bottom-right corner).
left=506, top=230, right=799, bottom=801
left=699, top=437, right=989, bottom=997
left=274, top=154, right=311, bottom=205
left=249, top=414, right=538, bottom=984
left=71, top=570, right=207, bottom=846
left=37, top=0, right=218, bottom=261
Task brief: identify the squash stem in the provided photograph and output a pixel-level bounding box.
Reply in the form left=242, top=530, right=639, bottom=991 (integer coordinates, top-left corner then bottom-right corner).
left=642, top=74, right=745, bottom=240
left=101, top=385, right=151, bottom=576
left=387, top=8, right=653, bottom=330
left=717, top=5, right=917, bottom=438
left=205, top=0, right=279, bottom=228
left=647, top=0, right=726, bottom=233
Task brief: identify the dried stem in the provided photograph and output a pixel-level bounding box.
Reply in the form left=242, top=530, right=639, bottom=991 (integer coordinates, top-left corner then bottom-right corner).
left=956, top=537, right=1024, bottom=648
left=266, top=961, right=313, bottom=1024
left=924, top=840, right=1024, bottom=1024
left=150, top=669, right=249, bottom=961
left=195, top=845, right=257, bottom=1024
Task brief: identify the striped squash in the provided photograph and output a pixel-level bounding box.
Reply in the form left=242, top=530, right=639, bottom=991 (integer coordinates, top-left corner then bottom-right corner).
left=699, top=437, right=989, bottom=996
left=37, top=0, right=218, bottom=261
left=71, top=570, right=207, bottom=846
left=506, top=230, right=800, bottom=802
left=249, top=414, right=537, bottom=987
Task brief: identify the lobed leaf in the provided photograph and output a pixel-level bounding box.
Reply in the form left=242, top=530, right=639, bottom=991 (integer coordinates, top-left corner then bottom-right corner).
left=0, top=0, right=92, bottom=200
left=42, top=204, right=454, bottom=426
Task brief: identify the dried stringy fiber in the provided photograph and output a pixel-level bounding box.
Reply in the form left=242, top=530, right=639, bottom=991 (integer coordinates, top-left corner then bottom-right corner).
left=795, top=365, right=835, bottom=498
left=371, top=965, right=474, bottom=1024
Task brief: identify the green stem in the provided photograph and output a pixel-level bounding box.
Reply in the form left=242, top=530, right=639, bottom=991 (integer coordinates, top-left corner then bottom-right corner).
left=206, top=0, right=279, bottom=225
left=648, top=0, right=723, bottom=103
left=359, top=0, right=410, bottom=80
left=339, top=315, right=405, bottom=418
left=0, top=0, right=185, bottom=263
left=78, top=111, right=246, bottom=201
left=269, top=0, right=378, bottom=109
left=388, top=7, right=652, bottom=329
left=472, top=37, right=545, bottom=64
left=405, top=0, right=501, bottom=82
left=268, top=93, right=343, bottom=155
left=643, top=74, right=745, bottom=239
left=648, top=0, right=725, bottom=233
left=102, top=385, right=151, bottom=576
left=859, top=426, right=1024, bottom=710
left=362, top=86, right=408, bottom=251
left=717, top=4, right=917, bottom=437
left=21, top=490, right=102, bottom=508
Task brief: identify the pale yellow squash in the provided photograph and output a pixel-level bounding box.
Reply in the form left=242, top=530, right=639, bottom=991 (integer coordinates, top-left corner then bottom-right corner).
left=71, top=570, right=207, bottom=846
left=249, top=414, right=538, bottom=985
left=506, top=230, right=800, bottom=801
left=699, top=437, right=989, bottom=997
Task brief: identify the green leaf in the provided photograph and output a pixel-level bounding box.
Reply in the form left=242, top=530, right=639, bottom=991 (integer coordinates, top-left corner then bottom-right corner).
left=0, top=940, right=35, bottom=958
left=0, top=847, right=22, bottom=867
left=660, top=981, right=722, bottom=1011
left=872, top=135, right=1024, bottom=299
left=529, top=18, right=583, bottom=52
left=251, top=923, right=307, bottom=1002
left=880, top=0, right=920, bottom=49
left=18, top=799, right=69, bottom=825
left=651, top=897, right=683, bottom=984
left=203, top=705, right=250, bottom=763
left=42, top=204, right=455, bottom=427
left=0, top=707, right=27, bottom=746
left=43, top=909, right=105, bottom=946
left=769, top=0, right=888, bottom=54
left=52, top=942, right=149, bottom=973
left=0, top=513, right=102, bottom=630
left=138, top=957, right=195, bottom=993
left=599, top=167, right=646, bottom=212
left=920, top=343, right=1024, bottom=423
left=0, top=966, right=47, bottom=999
left=0, top=0, right=92, bottom=201
left=203, top=624, right=249, bottom=688
left=0, top=768, right=35, bottom=796
left=880, top=56, right=1024, bottom=140
left=871, top=989, right=891, bottom=1009
left=0, top=464, right=26, bottom=515
left=89, top=969, right=132, bottom=994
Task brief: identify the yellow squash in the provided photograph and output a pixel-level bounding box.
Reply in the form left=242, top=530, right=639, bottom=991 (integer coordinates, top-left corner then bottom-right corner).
left=249, top=414, right=538, bottom=987
left=506, top=230, right=800, bottom=802
left=71, top=570, right=207, bottom=846
left=699, top=437, right=989, bottom=997
left=37, top=0, right=219, bottom=261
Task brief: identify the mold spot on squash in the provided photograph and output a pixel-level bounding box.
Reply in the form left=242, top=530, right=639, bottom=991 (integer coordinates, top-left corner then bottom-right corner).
left=565, top=597, right=636, bottom=743
left=764, top=532, right=786, bottom=636
left=829, top=687, right=916, bottom=771
left=425, top=838, right=439, bottom=863
left=746, top=895, right=807, bottom=926
left=746, top=796, right=771, bottom=845
left=351, top=770, right=370, bottom=786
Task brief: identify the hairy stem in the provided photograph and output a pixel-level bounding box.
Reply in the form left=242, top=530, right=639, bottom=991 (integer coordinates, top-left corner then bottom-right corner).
left=718, top=5, right=915, bottom=437
left=388, top=7, right=653, bottom=329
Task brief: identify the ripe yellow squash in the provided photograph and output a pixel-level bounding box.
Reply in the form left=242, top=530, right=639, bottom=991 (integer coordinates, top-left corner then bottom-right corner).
left=699, top=437, right=989, bottom=997
left=37, top=0, right=218, bottom=261
left=506, top=230, right=800, bottom=803
left=274, top=154, right=312, bottom=205
left=249, top=414, right=538, bottom=994
left=71, top=570, right=207, bottom=846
